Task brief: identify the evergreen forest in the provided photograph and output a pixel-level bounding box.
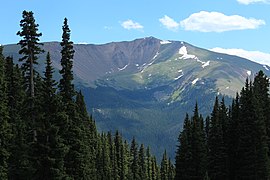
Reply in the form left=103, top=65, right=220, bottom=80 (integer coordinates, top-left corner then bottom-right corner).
left=0, top=10, right=270, bottom=180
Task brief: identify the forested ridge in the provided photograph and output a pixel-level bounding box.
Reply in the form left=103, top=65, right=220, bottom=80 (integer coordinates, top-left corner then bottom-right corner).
left=0, top=11, right=174, bottom=179
left=1, top=10, right=270, bottom=180
left=175, top=71, right=270, bottom=179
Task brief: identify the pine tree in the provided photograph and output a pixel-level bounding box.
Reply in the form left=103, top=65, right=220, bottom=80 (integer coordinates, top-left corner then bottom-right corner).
left=5, top=57, right=30, bottom=179
left=138, top=144, right=147, bottom=180
left=160, top=150, right=169, bottom=180
left=227, top=93, right=240, bottom=179
left=96, top=133, right=112, bottom=180
left=107, top=131, right=118, bottom=180
left=167, top=158, right=175, bottom=180
left=114, top=130, right=123, bottom=180
left=122, top=140, right=130, bottom=180
left=17, top=10, right=44, bottom=143
left=253, top=70, right=270, bottom=154
left=207, top=97, right=228, bottom=179
left=76, top=91, right=97, bottom=179
left=175, top=113, right=192, bottom=180
left=237, top=79, right=270, bottom=179
left=146, top=147, right=152, bottom=180
left=190, top=103, right=207, bottom=179
left=252, top=71, right=270, bottom=178
left=58, top=17, right=75, bottom=103
left=130, top=137, right=140, bottom=180
left=0, top=46, right=12, bottom=179
left=31, top=52, right=68, bottom=179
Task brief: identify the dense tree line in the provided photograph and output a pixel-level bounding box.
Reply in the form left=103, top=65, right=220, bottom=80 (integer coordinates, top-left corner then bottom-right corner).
left=0, top=11, right=175, bottom=179
left=175, top=71, right=270, bottom=179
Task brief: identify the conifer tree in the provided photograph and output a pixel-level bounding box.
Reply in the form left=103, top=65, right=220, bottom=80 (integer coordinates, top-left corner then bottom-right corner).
left=138, top=144, right=147, bottom=180
left=17, top=10, right=44, bottom=142
left=167, top=158, right=175, bottom=180
left=253, top=70, right=270, bottom=153
left=114, top=130, right=123, bottom=180
left=122, top=140, right=130, bottom=180
left=207, top=97, right=228, bottom=179
left=5, top=57, right=29, bottom=179
left=32, top=52, right=68, bottom=179
left=190, top=103, right=207, bottom=179
left=237, top=79, right=270, bottom=179
left=0, top=46, right=11, bottom=179
left=160, top=150, right=169, bottom=180
left=130, top=137, right=140, bottom=180
left=76, top=91, right=97, bottom=179
left=227, top=93, right=240, bottom=179
left=59, top=17, right=75, bottom=103
left=146, top=147, right=152, bottom=180
left=175, top=114, right=192, bottom=180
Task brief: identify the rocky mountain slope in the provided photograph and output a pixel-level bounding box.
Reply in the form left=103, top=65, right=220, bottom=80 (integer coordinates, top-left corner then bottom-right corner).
left=3, top=37, right=270, bottom=159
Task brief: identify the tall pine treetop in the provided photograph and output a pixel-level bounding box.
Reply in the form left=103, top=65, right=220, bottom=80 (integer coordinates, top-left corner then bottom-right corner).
left=59, top=18, right=75, bottom=102
left=17, top=10, right=44, bottom=97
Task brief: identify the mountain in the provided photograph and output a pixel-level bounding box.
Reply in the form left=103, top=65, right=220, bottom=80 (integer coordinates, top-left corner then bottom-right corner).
left=3, top=37, right=270, bottom=159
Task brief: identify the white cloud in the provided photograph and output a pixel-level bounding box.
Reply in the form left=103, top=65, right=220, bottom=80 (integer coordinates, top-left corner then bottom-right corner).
left=121, top=20, right=143, bottom=30
left=237, top=0, right=270, bottom=5
left=159, top=15, right=180, bottom=31
left=180, top=11, right=265, bottom=32
left=210, top=47, right=270, bottom=66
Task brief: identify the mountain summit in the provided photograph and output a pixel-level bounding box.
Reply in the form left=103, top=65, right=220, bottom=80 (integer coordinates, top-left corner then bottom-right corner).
left=3, top=37, right=270, bottom=158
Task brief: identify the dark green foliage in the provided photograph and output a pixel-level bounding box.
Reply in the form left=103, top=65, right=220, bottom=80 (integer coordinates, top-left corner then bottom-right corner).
left=236, top=79, right=270, bottom=179
left=59, top=18, right=75, bottom=103
left=207, top=97, right=228, bottom=179
left=4, top=56, right=30, bottom=179
left=138, top=144, right=147, bottom=180
left=160, top=150, right=169, bottom=180
left=1, top=10, right=165, bottom=180
left=129, top=137, right=140, bottom=180
left=17, top=10, right=44, bottom=97
left=190, top=103, right=207, bottom=179
left=0, top=46, right=12, bottom=179
left=176, top=72, right=270, bottom=180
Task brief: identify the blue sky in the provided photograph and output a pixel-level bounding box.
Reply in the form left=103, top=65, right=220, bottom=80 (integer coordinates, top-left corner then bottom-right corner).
left=1, top=0, right=270, bottom=64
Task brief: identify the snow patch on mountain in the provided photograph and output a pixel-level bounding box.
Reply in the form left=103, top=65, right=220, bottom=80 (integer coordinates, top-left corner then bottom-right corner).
left=247, top=70, right=251, bottom=76
left=179, top=46, right=197, bottom=59
left=174, top=74, right=184, bottom=80
left=263, top=65, right=269, bottom=71
left=174, top=70, right=184, bottom=80
left=202, top=61, right=210, bottom=68
left=192, top=78, right=199, bottom=85
left=118, top=64, right=128, bottom=71
left=160, top=40, right=172, bottom=45
left=152, top=52, right=159, bottom=60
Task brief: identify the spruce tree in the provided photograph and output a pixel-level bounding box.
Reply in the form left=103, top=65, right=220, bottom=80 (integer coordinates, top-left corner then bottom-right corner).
left=253, top=70, right=270, bottom=154
left=160, top=150, right=169, bottom=180
left=17, top=10, right=44, bottom=142
left=5, top=57, right=29, bottom=179
left=237, top=79, right=270, bottom=179
left=59, top=17, right=75, bottom=103
left=207, top=97, right=228, bottom=179
left=227, top=93, right=240, bottom=179
left=32, top=52, right=68, bottom=179
left=146, top=147, right=152, bottom=180
left=190, top=103, right=207, bottom=179
left=0, top=46, right=12, bottom=179
left=114, top=130, right=123, bottom=180
left=130, top=137, right=140, bottom=180
left=175, top=114, right=192, bottom=180
left=75, top=91, right=97, bottom=179
left=138, top=144, right=147, bottom=180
